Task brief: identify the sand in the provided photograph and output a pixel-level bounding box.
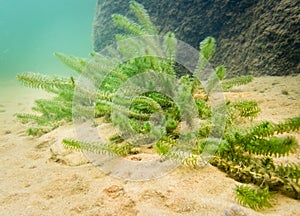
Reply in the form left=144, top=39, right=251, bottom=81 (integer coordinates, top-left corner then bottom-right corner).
left=0, top=75, right=299, bottom=215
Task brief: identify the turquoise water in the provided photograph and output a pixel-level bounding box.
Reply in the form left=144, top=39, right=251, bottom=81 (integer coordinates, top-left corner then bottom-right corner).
left=0, top=0, right=95, bottom=80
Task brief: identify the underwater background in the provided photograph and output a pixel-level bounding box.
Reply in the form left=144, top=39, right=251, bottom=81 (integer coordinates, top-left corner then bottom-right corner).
left=0, top=0, right=95, bottom=81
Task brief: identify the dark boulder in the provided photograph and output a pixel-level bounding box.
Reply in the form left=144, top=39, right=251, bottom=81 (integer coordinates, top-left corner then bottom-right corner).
left=93, top=0, right=300, bottom=77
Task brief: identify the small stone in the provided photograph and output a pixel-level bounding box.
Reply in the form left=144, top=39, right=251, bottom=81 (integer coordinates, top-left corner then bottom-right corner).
left=130, top=147, right=141, bottom=154
left=223, top=205, right=247, bottom=216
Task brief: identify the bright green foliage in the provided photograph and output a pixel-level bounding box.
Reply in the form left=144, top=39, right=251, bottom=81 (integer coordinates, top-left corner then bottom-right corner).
left=17, top=73, right=74, bottom=135
left=250, top=116, right=300, bottom=137
left=54, top=52, right=88, bottom=74
left=215, top=65, right=226, bottom=80
left=200, top=36, right=216, bottom=60
left=112, top=14, right=145, bottom=36
left=195, top=98, right=211, bottom=119
left=224, top=99, right=261, bottom=129
left=109, top=134, right=124, bottom=144
left=275, top=163, right=300, bottom=199
left=154, top=138, right=172, bottom=155
left=163, top=32, right=177, bottom=76
left=17, top=72, right=74, bottom=93
left=222, top=75, right=253, bottom=90
left=17, top=1, right=300, bottom=209
left=111, top=0, right=158, bottom=37
left=245, top=136, right=297, bottom=156
left=63, top=139, right=133, bottom=156
left=131, top=95, right=161, bottom=113
left=129, top=0, right=157, bottom=35
left=232, top=100, right=261, bottom=118
left=211, top=115, right=300, bottom=205
left=235, top=185, right=274, bottom=210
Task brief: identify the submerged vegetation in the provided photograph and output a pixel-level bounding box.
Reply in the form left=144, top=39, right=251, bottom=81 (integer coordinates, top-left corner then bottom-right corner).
left=17, top=1, right=299, bottom=210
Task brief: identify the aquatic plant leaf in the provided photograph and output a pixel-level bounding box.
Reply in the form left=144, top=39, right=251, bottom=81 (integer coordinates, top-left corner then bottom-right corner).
left=112, top=14, right=145, bottom=36
left=222, top=75, right=253, bottom=90
left=62, top=139, right=132, bottom=156
left=215, top=65, right=226, bottom=80
left=130, top=0, right=157, bottom=34
left=200, top=36, right=216, bottom=60
left=17, top=72, right=74, bottom=93
left=54, top=52, right=88, bottom=74
left=235, top=185, right=274, bottom=210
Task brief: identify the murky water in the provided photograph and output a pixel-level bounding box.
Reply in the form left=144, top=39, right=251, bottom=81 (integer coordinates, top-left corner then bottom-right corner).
left=0, top=0, right=95, bottom=81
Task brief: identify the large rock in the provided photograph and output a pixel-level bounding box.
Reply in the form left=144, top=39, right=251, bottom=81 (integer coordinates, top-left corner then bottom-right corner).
left=93, top=0, right=300, bottom=77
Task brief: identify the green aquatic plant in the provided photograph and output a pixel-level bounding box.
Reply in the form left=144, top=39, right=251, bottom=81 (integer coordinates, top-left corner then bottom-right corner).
left=17, top=0, right=299, bottom=210
left=235, top=185, right=274, bottom=210
left=281, top=89, right=289, bottom=95
left=222, top=75, right=253, bottom=91
left=17, top=73, right=75, bottom=135
left=62, top=139, right=133, bottom=157
left=210, top=116, right=300, bottom=203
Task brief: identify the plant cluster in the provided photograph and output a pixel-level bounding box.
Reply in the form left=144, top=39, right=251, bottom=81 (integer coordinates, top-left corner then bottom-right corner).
left=17, top=1, right=299, bottom=210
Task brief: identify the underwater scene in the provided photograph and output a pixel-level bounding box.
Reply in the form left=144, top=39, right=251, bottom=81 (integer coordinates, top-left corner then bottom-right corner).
left=0, top=0, right=299, bottom=215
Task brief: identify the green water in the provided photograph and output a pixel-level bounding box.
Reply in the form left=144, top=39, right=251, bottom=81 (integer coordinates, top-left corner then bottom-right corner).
left=0, top=0, right=95, bottom=81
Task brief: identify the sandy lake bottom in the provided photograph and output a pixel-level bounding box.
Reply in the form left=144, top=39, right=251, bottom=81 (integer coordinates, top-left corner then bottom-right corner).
left=0, top=75, right=299, bottom=215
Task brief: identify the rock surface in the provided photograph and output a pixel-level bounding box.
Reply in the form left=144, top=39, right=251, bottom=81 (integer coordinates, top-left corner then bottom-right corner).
left=93, top=0, right=300, bottom=77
